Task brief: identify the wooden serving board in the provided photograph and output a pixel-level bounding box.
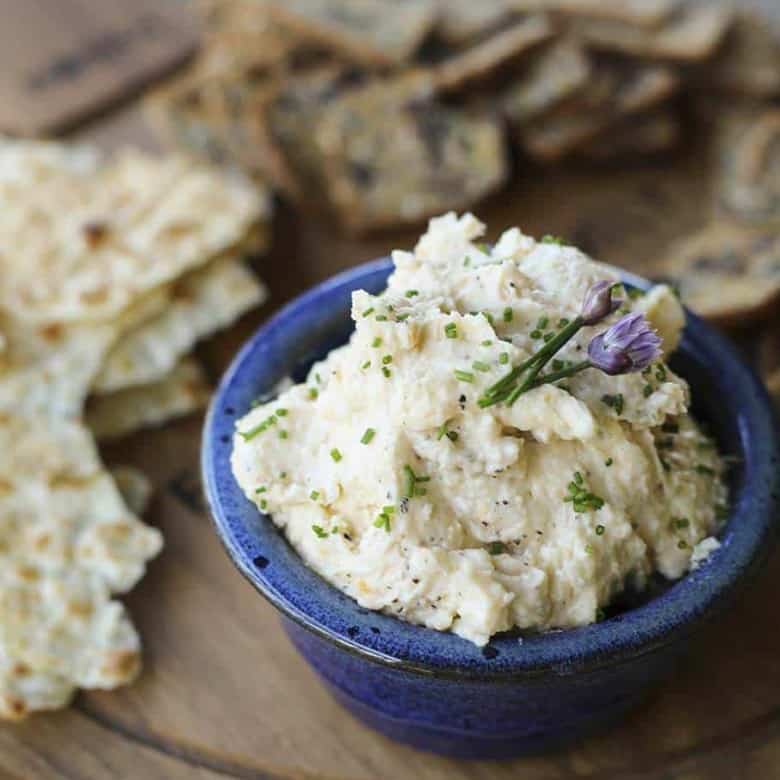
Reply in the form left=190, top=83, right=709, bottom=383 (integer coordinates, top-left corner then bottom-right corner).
left=0, top=106, right=777, bottom=780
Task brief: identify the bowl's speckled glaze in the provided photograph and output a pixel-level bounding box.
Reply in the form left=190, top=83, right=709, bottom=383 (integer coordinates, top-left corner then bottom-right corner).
left=202, top=259, right=779, bottom=758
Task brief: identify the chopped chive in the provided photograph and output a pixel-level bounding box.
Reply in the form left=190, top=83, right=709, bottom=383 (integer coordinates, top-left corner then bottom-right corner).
left=482, top=311, right=494, bottom=325
left=595, top=524, right=605, bottom=536
left=382, top=355, right=392, bottom=365
left=585, top=543, right=594, bottom=555
left=372, top=337, right=382, bottom=348
left=499, top=352, right=509, bottom=364
left=239, top=414, right=277, bottom=441
left=403, top=465, right=416, bottom=499
left=677, top=539, right=688, bottom=550
left=361, top=428, right=376, bottom=444
left=655, top=364, right=667, bottom=382
left=275, top=408, right=288, bottom=417
left=558, top=318, right=570, bottom=327
left=397, top=313, right=410, bottom=322
left=473, top=361, right=490, bottom=373
left=260, top=499, right=268, bottom=510
left=530, top=329, right=542, bottom=339
left=255, top=486, right=267, bottom=494
left=312, top=525, right=328, bottom=539
left=382, top=366, right=392, bottom=378
left=278, top=430, right=288, bottom=439
left=574, top=471, right=583, bottom=485
left=454, top=370, right=475, bottom=383
left=487, top=541, right=506, bottom=555
left=552, top=359, right=564, bottom=371
left=373, top=513, right=391, bottom=532
left=376, top=314, right=388, bottom=321
left=310, top=490, right=320, bottom=500
left=361, top=360, right=371, bottom=370
left=601, top=394, right=625, bottom=415
left=541, top=235, right=564, bottom=245
left=444, top=322, right=458, bottom=339
left=503, top=307, right=513, bottom=323
left=537, top=316, right=549, bottom=329
left=330, top=448, right=342, bottom=462
left=405, top=289, right=419, bottom=297
left=671, top=517, right=690, bottom=530
left=543, top=332, right=554, bottom=343
left=446, top=431, right=459, bottom=442
left=482, top=339, right=493, bottom=346
left=362, top=307, right=375, bottom=317
left=643, top=384, right=653, bottom=398
left=605, top=457, right=613, bottom=467
left=315, top=373, right=322, bottom=384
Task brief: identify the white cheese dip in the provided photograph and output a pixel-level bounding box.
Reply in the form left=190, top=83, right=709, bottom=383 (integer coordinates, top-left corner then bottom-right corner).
left=232, top=214, right=727, bottom=646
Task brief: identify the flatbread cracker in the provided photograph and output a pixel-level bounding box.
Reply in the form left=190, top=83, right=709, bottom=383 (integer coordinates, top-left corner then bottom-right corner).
left=499, top=40, right=590, bottom=126
left=0, top=140, right=268, bottom=325
left=521, top=61, right=679, bottom=161
left=576, top=109, right=681, bottom=163
left=659, top=223, right=780, bottom=325
left=111, top=467, right=154, bottom=517
left=266, top=0, right=438, bottom=65
left=512, top=0, right=677, bottom=28
left=0, top=413, right=162, bottom=719
left=311, top=75, right=508, bottom=232
left=435, top=1, right=513, bottom=45
left=696, top=13, right=780, bottom=98
left=94, top=256, right=266, bottom=394
left=575, top=5, right=734, bottom=63
left=86, top=359, right=211, bottom=442
left=717, top=108, right=780, bottom=228
left=433, top=15, right=553, bottom=92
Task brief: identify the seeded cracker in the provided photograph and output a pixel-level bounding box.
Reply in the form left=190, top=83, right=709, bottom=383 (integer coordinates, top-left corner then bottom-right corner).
left=0, top=413, right=162, bottom=719
left=265, top=0, right=438, bottom=66
left=499, top=40, right=590, bottom=127
left=573, top=5, right=734, bottom=63
left=435, top=1, right=514, bottom=45
left=512, top=0, right=677, bottom=28
left=311, top=75, right=508, bottom=232
left=521, top=61, right=679, bottom=161
left=433, top=15, right=553, bottom=92
left=0, top=140, right=267, bottom=324
left=86, top=359, right=211, bottom=442
left=94, top=255, right=266, bottom=393
left=717, top=108, right=780, bottom=228
left=659, top=223, right=780, bottom=325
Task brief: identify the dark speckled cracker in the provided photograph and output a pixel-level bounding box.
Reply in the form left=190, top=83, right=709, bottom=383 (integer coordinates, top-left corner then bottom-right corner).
left=435, top=1, right=513, bottom=45
left=520, top=60, right=679, bottom=161
left=576, top=108, right=682, bottom=164
left=309, top=75, right=509, bottom=232
left=717, top=108, right=780, bottom=228
left=659, top=223, right=780, bottom=326
left=499, top=39, right=590, bottom=127
left=512, top=0, right=677, bottom=28
left=574, top=5, right=734, bottom=63
left=265, top=0, right=438, bottom=65
left=698, top=13, right=780, bottom=98
left=432, top=14, right=553, bottom=93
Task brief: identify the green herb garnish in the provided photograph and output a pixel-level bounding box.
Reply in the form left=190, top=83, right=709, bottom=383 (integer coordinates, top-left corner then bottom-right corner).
left=361, top=428, right=376, bottom=444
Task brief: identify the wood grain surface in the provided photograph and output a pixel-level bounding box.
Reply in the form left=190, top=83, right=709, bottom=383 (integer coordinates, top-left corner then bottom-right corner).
left=0, top=104, right=776, bottom=780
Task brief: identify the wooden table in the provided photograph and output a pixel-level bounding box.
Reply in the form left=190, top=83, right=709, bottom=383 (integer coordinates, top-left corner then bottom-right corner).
left=3, top=25, right=780, bottom=780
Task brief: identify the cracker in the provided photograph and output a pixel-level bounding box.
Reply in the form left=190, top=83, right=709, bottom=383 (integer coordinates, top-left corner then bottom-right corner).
left=433, top=15, right=554, bottom=92
left=575, top=5, right=734, bottom=63
left=499, top=40, right=590, bottom=126
left=576, top=109, right=681, bottom=163
left=86, top=359, right=211, bottom=441
left=111, top=467, right=154, bottom=517
left=266, top=66, right=367, bottom=201
left=94, top=255, right=266, bottom=394
left=0, top=139, right=268, bottom=325
left=717, top=108, right=780, bottom=228
left=435, top=1, right=513, bottom=45
left=696, top=12, right=780, bottom=98
left=0, top=413, right=162, bottom=719
left=311, top=75, right=509, bottom=232
left=512, top=0, right=677, bottom=28
left=521, top=61, right=679, bottom=161
left=266, top=0, right=438, bottom=65
left=659, top=224, right=780, bottom=325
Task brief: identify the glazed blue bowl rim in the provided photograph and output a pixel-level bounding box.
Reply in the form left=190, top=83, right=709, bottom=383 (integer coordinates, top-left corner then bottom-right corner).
left=202, top=257, right=779, bottom=679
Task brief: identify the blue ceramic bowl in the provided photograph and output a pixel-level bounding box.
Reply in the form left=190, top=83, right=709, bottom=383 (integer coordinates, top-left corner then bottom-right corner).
left=202, top=258, right=779, bottom=759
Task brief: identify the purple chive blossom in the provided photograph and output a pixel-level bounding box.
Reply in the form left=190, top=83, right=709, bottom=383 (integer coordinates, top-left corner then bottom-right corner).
left=588, top=313, right=662, bottom=375
left=581, top=281, right=622, bottom=326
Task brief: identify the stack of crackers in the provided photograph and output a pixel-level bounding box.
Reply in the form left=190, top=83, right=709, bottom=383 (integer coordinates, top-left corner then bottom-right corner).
left=146, top=0, right=779, bottom=235
left=0, top=137, right=270, bottom=718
